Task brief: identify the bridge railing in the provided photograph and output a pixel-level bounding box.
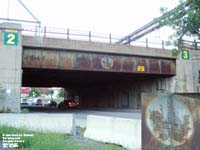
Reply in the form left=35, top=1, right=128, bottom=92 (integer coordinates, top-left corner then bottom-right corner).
left=180, top=40, right=200, bottom=50
left=22, top=25, right=199, bottom=50
left=22, top=25, right=124, bottom=44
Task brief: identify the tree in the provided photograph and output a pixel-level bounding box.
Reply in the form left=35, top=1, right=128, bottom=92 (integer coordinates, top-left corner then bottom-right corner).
left=160, top=0, right=200, bottom=47
left=57, top=88, right=64, bottom=98
left=49, top=89, right=54, bottom=100
left=28, top=88, right=41, bottom=98
left=45, top=88, right=54, bottom=100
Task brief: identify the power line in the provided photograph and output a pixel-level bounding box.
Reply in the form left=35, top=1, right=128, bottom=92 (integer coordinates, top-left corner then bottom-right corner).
left=0, top=0, right=41, bottom=25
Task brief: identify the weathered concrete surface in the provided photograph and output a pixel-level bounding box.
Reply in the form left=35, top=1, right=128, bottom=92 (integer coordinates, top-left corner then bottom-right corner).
left=22, top=36, right=175, bottom=59
left=191, top=51, right=200, bottom=92
left=84, top=115, right=141, bottom=150
left=0, top=113, right=75, bottom=134
left=171, top=50, right=200, bottom=93
left=0, top=23, right=22, bottom=112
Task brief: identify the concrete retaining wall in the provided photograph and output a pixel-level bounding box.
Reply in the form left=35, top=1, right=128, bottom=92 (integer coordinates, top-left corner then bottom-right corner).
left=84, top=115, right=141, bottom=150
left=0, top=113, right=75, bottom=134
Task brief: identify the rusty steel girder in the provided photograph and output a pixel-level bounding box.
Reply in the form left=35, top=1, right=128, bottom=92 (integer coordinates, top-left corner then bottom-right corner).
left=142, top=93, right=200, bottom=150
left=23, top=49, right=176, bottom=75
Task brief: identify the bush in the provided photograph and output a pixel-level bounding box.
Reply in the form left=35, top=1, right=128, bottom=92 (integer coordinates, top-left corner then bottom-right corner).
left=21, top=108, right=29, bottom=113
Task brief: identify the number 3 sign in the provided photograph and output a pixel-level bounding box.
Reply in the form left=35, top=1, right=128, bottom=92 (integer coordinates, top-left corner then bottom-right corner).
left=182, top=49, right=190, bottom=60
left=4, top=30, right=18, bottom=45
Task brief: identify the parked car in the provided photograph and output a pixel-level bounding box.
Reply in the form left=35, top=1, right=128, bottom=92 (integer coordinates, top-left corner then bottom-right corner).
left=20, top=98, right=28, bottom=106
left=32, top=98, right=43, bottom=106
left=57, top=99, right=80, bottom=110
left=45, top=100, right=57, bottom=107
left=66, top=100, right=80, bottom=108
left=36, top=99, right=43, bottom=105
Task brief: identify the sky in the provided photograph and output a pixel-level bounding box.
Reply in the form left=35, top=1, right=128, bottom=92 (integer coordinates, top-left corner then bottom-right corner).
left=0, top=0, right=179, bottom=37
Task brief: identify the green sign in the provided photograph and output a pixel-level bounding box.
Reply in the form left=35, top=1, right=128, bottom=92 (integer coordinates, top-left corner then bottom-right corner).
left=182, top=49, right=190, bottom=60
left=4, top=30, right=18, bottom=45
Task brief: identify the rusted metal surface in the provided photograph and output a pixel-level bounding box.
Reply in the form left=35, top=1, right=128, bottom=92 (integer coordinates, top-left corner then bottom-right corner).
left=23, top=48, right=176, bottom=75
left=142, top=93, right=200, bottom=150
left=59, top=51, right=74, bottom=70
left=41, top=51, right=59, bottom=69
left=149, top=59, right=160, bottom=74
left=161, top=60, right=175, bottom=74
left=23, top=49, right=41, bottom=68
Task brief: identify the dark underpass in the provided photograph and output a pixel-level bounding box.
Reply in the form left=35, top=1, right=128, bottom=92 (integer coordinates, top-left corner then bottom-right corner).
left=22, top=68, right=173, bottom=109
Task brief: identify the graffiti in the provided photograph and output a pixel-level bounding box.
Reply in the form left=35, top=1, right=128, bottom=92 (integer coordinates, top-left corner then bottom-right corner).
left=145, top=95, right=194, bottom=146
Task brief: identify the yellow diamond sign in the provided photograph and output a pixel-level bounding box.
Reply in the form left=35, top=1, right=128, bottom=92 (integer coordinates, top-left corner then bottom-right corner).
left=137, top=66, right=145, bottom=72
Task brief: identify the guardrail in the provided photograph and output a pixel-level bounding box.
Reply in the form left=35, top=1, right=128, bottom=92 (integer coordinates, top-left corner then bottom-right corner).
left=21, top=25, right=200, bottom=50
left=22, top=25, right=121, bottom=43
left=21, top=25, right=169, bottom=49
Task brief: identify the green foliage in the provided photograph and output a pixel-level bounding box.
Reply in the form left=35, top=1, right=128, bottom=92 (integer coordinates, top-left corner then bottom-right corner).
left=171, top=48, right=181, bottom=57
left=28, top=88, right=41, bottom=98
left=44, top=88, right=55, bottom=100
left=49, top=89, right=54, bottom=96
left=58, top=88, right=64, bottom=98
left=21, top=108, right=29, bottom=113
left=45, top=88, right=53, bottom=95
left=160, top=7, right=168, bottom=14
left=160, top=0, right=200, bottom=46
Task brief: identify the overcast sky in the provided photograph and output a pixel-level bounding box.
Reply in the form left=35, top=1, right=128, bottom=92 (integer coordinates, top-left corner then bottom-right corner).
left=0, top=0, right=179, bottom=36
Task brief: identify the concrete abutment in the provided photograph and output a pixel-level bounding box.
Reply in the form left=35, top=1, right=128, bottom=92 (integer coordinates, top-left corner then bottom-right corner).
left=0, top=23, right=22, bottom=112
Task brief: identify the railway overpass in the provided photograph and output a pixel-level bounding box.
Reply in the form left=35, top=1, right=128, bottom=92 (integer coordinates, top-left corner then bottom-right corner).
left=0, top=22, right=200, bottom=112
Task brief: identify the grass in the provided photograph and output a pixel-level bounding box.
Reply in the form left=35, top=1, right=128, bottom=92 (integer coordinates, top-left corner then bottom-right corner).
left=0, top=125, right=77, bottom=150
left=0, top=125, right=125, bottom=150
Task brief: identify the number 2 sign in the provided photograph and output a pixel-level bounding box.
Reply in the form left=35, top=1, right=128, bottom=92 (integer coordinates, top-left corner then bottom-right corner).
left=4, top=30, right=18, bottom=46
